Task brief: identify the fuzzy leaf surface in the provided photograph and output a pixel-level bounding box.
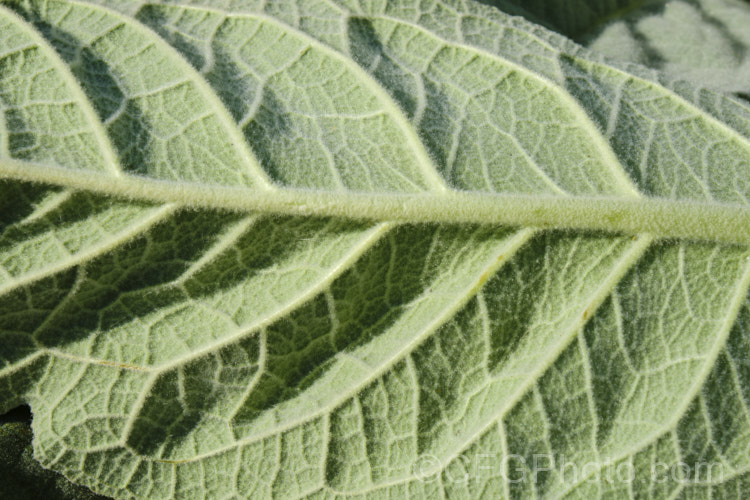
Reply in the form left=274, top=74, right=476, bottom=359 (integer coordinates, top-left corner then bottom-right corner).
left=1, top=1, right=750, bottom=499
left=494, top=0, right=750, bottom=97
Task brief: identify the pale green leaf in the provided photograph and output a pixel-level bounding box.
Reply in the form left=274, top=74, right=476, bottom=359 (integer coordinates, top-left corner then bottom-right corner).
left=583, top=0, right=750, bottom=97
left=0, top=1, right=750, bottom=499
left=494, top=0, right=750, bottom=97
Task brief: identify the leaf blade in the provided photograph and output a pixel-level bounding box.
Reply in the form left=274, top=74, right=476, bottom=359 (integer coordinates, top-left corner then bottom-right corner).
left=1, top=1, right=750, bottom=499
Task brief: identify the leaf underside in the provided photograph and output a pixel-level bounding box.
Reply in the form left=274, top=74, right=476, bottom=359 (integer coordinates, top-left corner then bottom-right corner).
left=1, top=0, right=750, bottom=499
left=580, top=0, right=750, bottom=97
left=487, top=0, right=750, bottom=101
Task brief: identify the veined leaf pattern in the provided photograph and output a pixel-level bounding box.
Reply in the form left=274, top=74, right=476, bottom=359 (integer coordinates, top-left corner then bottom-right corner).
left=0, top=0, right=749, bottom=498
left=491, top=0, right=750, bottom=98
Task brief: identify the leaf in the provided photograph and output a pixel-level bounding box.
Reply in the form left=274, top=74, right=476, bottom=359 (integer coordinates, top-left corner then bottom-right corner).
left=0, top=406, right=110, bottom=500
left=494, top=0, right=750, bottom=97
left=582, top=0, right=750, bottom=97
left=0, top=1, right=750, bottom=499
left=477, top=0, right=660, bottom=39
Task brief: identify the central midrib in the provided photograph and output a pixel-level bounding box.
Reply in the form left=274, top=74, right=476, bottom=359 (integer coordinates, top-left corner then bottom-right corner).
left=1, top=158, right=749, bottom=245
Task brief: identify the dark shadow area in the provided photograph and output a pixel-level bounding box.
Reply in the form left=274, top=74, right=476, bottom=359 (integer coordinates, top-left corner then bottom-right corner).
left=26, top=210, right=245, bottom=348
left=0, top=267, right=78, bottom=367
left=624, top=16, right=668, bottom=68
left=19, top=213, right=376, bottom=456
left=135, top=5, right=208, bottom=71
left=0, top=10, right=137, bottom=179
left=125, top=223, right=453, bottom=453
left=684, top=0, right=747, bottom=63
left=125, top=335, right=260, bottom=457
left=29, top=24, right=126, bottom=123
left=580, top=0, right=748, bottom=72
left=557, top=53, right=647, bottom=191
left=139, top=5, right=330, bottom=188
left=487, top=0, right=749, bottom=105
left=0, top=182, right=60, bottom=234
left=135, top=5, right=248, bottom=125
left=0, top=405, right=111, bottom=500
left=240, top=89, right=299, bottom=186
left=25, top=18, right=153, bottom=177
left=0, top=192, right=392, bottom=458
left=0, top=405, right=31, bottom=423
left=347, top=18, right=420, bottom=120
left=231, top=224, right=490, bottom=426
left=8, top=5, right=160, bottom=178
left=0, top=330, right=47, bottom=394
left=347, top=18, right=456, bottom=179
left=579, top=239, right=739, bottom=447
left=482, top=232, right=552, bottom=372
left=0, top=192, right=158, bottom=255
left=0, top=209, right=238, bottom=373
left=479, top=0, right=662, bottom=41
